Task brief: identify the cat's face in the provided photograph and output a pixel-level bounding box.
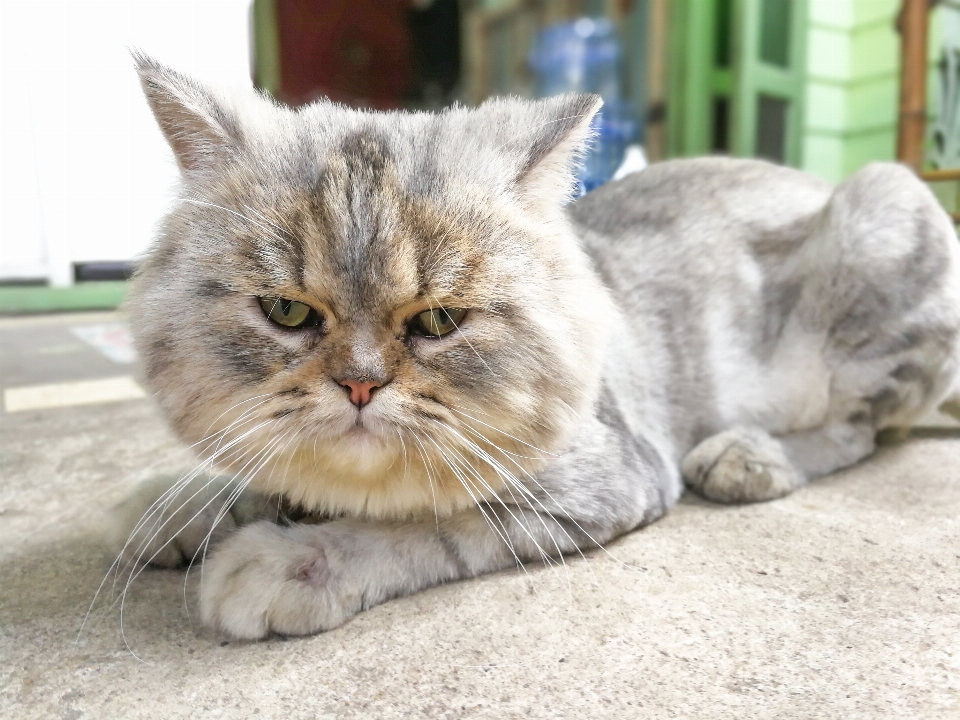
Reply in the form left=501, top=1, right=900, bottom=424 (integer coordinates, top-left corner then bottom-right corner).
left=128, top=55, right=614, bottom=519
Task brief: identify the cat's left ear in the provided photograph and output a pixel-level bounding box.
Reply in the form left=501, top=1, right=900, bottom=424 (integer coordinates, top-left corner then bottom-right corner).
left=133, top=51, right=241, bottom=176
left=514, top=94, right=603, bottom=209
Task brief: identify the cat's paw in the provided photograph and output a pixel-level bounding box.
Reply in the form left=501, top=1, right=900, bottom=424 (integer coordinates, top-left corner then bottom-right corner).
left=681, top=427, right=803, bottom=503
left=199, top=521, right=360, bottom=640
left=111, top=475, right=243, bottom=570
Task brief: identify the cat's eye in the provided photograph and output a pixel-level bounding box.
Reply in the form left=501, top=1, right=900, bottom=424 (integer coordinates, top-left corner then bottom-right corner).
left=410, top=307, right=467, bottom=337
left=258, top=296, right=322, bottom=329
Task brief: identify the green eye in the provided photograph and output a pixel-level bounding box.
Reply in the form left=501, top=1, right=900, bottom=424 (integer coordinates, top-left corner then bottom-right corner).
left=258, top=296, right=320, bottom=329
left=411, top=307, right=467, bottom=337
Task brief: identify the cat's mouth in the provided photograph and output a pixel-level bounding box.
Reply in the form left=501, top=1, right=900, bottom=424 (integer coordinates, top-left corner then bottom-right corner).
left=343, top=414, right=384, bottom=442
left=342, top=401, right=397, bottom=438
left=336, top=423, right=392, bottom=460
left=348, top=420, right=372, bottom=435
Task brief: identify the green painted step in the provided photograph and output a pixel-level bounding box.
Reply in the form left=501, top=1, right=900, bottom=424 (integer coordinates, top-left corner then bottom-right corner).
left=0, top=282, right=128, bottom=315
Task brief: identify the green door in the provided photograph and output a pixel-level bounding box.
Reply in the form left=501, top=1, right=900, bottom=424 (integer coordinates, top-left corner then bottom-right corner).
left=669, top=0, right=807, bottom=165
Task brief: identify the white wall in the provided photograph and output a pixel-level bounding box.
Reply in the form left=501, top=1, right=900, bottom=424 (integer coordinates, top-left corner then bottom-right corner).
left=0, top=0, right=252, bottom=285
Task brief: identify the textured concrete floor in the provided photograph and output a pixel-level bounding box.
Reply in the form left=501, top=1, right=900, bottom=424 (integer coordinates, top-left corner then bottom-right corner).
left=2, top=313, right=959, bottom=719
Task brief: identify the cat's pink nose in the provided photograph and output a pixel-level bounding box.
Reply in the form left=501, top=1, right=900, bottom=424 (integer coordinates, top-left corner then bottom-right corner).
left=338, top=379, right=382, bottom=409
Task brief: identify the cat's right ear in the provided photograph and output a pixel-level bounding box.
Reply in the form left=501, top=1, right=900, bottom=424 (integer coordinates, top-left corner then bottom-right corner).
left=133, top=51, right=240, bottom=176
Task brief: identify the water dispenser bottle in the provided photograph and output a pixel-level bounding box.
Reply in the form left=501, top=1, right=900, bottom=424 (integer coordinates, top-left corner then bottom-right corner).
left=528, top=18, right=639, bottom=194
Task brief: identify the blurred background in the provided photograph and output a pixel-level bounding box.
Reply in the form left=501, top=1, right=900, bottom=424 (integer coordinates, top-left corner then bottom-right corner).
left=0, top=0, right=958, bottom=307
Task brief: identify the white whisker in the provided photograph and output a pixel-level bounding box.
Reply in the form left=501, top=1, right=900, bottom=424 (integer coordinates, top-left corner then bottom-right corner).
left=192, top=428, right=295, bottom=606
left=409, top=432, right=441, bottom=535
left=424, top=436, right=523, bottom=571
left=181, top=197, right=286, bottom=244
left=434, top=425, right=567, bottom=573
left=446, top=404, right=557, bottom=457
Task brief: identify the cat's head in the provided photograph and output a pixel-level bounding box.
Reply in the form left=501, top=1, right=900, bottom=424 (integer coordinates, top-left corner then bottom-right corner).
left=128, top=53, right=614, bottom=519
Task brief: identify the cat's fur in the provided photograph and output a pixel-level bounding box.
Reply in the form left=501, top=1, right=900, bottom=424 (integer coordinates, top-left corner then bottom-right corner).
left=118, top=55, right=960, bottom=640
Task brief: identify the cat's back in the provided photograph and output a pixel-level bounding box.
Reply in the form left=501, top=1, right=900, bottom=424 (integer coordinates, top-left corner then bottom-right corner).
left=569, top=156, right=831, bottom=247
left=566, top=158, right=835, bottom=451
left=568, top=156, right=834, bottom=320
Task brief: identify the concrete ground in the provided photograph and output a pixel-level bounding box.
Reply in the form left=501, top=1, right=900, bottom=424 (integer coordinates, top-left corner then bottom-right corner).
left=1, top=311, right=958, bottom=719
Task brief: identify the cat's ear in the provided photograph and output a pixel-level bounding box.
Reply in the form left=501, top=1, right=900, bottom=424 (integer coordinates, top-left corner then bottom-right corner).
left=133, top=51, right=240, bottom=175
left=513, top=94, right=603, bottom=208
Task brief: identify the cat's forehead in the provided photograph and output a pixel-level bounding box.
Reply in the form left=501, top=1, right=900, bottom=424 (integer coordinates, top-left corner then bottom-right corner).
left=137, top=60, right=601, bottom=290
left=231, top=123, right=496, bottom=317
left=287, top=108, right=502, bottom=199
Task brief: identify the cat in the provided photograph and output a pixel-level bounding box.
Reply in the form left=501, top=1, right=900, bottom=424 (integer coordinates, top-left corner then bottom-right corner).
left=116, top=53, right=960, bottom=640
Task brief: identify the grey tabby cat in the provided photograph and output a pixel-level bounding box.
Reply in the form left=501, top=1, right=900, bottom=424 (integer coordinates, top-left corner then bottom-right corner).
left=118, top=54, right=960, bottom=640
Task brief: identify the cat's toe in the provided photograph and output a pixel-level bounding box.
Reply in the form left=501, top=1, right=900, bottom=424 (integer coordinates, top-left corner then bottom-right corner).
left=681, top=427, right=803, bottom=503
left=200, top=521, right=357, bottom=640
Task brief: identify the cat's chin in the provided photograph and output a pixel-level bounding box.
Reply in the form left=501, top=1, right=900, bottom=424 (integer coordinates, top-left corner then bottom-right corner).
left=333, top=425, right=391, bottom=459
left=247, top=428, right=465, bottom=520
left=234, top=415, right=503, bottom=519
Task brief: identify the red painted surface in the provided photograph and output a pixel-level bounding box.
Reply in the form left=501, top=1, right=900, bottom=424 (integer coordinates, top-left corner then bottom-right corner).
left=273, top=0, right=413, bottom=108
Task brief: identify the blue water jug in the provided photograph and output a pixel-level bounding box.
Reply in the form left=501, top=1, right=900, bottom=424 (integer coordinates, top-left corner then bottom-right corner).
left=528, top=18, right=638, bottom=193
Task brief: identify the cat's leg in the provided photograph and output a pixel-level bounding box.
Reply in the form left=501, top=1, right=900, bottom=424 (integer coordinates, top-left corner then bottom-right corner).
left=681, top=427, right=803, bottom=503
left=198, top=413, right=676, bottom=640
left=112, top=474, right=276, bottom=569
left=686, top=164, right=960, bottom=504
left=777, top=422, right=876, bottom=478
left=681, top=422, right=875, bottom=503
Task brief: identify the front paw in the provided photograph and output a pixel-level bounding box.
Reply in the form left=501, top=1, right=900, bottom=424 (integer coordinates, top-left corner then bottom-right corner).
left=681, top=427, right=802, bottom=503
left=111, top=475, right=240, bottom=570
left=200, top=521, right=360, bottom=640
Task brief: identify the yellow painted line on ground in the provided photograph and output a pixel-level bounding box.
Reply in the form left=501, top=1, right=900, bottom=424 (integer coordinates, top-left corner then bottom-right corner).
left=3, top=376, right=146, bottom=413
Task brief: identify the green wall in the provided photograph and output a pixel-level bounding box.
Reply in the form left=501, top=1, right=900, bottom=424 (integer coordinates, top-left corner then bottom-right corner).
left=803, top=0, right=941, bottom=183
